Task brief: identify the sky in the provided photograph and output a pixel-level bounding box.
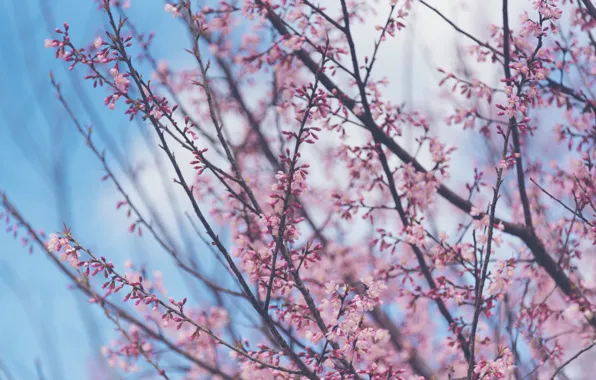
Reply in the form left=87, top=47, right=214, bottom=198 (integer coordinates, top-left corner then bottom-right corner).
left=0, top=1, right=196, bottom=379
left=0, top=1, right=516, bottom=379
left=1, top=0, right=590, bottom=379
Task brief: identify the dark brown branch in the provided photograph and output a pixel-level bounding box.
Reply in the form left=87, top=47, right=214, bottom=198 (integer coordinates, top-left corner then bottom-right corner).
left=580, top=0, right=596, bottom=21
left=549, top=340, right=596, bottom=380
left=502, top=0, right=533, bottom=228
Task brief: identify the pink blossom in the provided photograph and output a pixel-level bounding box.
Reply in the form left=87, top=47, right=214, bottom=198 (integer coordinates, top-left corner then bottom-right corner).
left=164, top=4, right=180, bottom=17
left=93, top=36, right=103, bottom=49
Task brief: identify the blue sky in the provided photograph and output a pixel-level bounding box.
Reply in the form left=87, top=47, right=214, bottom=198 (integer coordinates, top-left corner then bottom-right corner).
left=0, top=1, right=492, bottom=376
left=0, top=1, right=213, bottom=379
left=2, top=1, right=588, bottom=379
left=0, top=1, right=515, bottom=378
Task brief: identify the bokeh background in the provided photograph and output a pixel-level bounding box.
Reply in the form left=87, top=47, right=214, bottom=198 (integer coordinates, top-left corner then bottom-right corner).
left=0, top=0, right=576, bottom=379
left=0, top=2, right=199, bottom=378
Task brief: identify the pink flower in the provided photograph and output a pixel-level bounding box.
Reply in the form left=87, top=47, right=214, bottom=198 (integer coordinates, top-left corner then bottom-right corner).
left=164, top=4, right=180, bottom=17
left=149, top=108, right=163, bottom=120
left=93, top=37, right=103, bottom=49
left=109, top=68, right=130, bottom=93
left=46, top=233, right=61, bottom=252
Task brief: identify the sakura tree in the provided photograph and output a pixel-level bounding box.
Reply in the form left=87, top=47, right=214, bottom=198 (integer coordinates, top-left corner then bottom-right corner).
left=1, top=0, right=595, bottom=378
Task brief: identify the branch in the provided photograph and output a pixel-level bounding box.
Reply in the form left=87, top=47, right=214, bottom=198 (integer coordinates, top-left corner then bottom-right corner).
left=580, top=0, right=596, bottom=21
left=549, top=340, right=596, bottom=380
left=502, top=0, right=534, bottom=229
